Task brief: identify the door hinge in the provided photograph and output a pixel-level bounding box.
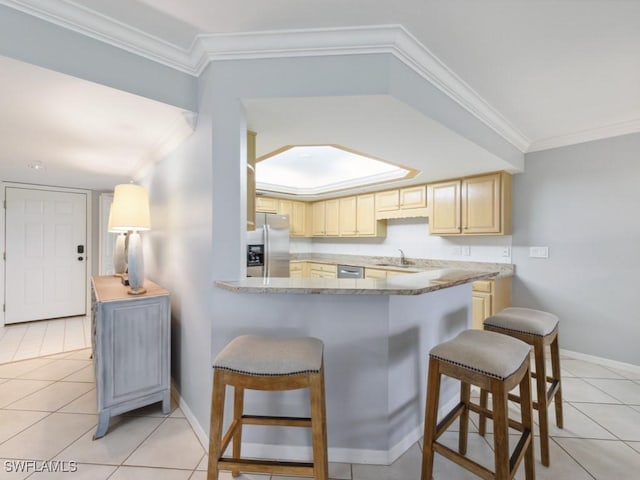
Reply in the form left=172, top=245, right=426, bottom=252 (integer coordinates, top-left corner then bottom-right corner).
left=2, top=252, right=4, bottom=261
left=2, top=304, right=5, bottom=313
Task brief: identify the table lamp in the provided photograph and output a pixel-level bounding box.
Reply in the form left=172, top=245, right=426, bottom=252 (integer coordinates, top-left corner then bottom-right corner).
left=107, top=206, right=128, bottom=277
left=109, top=184, right=151, bottom=294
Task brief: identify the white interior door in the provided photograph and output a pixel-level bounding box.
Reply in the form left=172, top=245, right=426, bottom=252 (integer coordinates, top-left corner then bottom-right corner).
left=5, top=187, right=87, bottom=324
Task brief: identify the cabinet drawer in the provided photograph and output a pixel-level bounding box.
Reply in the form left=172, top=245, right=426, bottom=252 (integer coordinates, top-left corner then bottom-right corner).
left=309, top=263, right=337, bottom=273
left=472, top=280, right=494, bottom=293
left=365, top=268, right=388, bottom=280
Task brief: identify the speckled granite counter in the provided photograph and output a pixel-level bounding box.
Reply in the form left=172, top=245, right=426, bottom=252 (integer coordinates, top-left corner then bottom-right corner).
left=290, top=253, right=514, bottom=278
left=215, top=268, right=497, bottom=295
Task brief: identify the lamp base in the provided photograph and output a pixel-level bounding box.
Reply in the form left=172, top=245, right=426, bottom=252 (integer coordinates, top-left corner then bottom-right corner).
left=127, top=287, right=147, bottom=295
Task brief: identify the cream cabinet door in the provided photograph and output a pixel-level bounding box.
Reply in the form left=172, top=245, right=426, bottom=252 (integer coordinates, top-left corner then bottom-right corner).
left=375, top=190, right=399, bottom=212
left=311, top=201, right=326, bottom=236
left=291, top=201, right=307, bottom=236
left=256, top=196, right=278, bottom=213
left=365, top=268, right=387, bottom=280
left=356, top=193, right=376, bottom=236
left=462, top=173, right=501, bottom=234
left=325, top=199, right=340, bottom=236
left=472, top=292, right=492, bottom=329
left=339, top=196, right=357, bottom=236
left=428, top=181, right=461, bottom=234
left=247, top=131, right=257, bottom=230
left=399, top=186, right=426, bottom=209
left=278, top=199, right=293, bottom=228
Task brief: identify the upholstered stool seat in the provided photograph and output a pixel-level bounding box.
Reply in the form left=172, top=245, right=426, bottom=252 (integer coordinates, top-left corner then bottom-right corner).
left=481, top=307, right=564, bottom=467
left=422, top=330, right=535, bottom=480
left=207, top=335, right=328, bottom=480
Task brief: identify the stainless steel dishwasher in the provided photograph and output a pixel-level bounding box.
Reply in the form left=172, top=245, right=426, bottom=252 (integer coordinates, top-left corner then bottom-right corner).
left=337, top=264, right=364, bottom=279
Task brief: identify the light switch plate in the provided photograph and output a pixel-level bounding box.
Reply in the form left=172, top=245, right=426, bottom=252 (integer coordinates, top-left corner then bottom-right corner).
left=529, top=246, right=549, bottom=258
left=462, top=246, right=471, bottom=256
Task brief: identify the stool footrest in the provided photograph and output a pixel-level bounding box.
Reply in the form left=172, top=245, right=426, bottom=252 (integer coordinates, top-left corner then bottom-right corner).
left=434, top=442, right=494, bottom=480
left=241, top=415, right=312, bottom=428
left=530, top=372, right=556, bottom=383
left=218, top=457, right=314, bottom=476
left=468, top=401, right=525, bottom=433
left=510, top=430, right=533, bottom=473
left=435, top=402, right=466, bottom=440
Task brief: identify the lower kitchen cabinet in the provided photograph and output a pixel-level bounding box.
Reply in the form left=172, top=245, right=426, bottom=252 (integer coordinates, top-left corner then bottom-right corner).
left=91, top=276, right=171, bottom=439
left=364, top=268, right=388, bottom=279
left=289, top=262, right=308, bottom=277
left=471, top=277, right=512, bottom=329
left=308, top=262, right=337, bottom=278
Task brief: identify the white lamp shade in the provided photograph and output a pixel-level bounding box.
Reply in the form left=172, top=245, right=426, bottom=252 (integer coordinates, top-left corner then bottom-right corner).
left=109, top=184, right=151, bottom=232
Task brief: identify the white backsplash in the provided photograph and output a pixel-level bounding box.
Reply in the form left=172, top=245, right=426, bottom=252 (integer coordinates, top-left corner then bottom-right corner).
left=289, top=218, right=513, bottom=263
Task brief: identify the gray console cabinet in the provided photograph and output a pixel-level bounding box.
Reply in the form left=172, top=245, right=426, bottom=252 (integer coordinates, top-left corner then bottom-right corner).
left=91, top=276, right=171, bottom=439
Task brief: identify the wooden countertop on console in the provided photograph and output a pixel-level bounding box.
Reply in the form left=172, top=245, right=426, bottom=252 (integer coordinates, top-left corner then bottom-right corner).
left=215, top=269, right=498, bottom=295
left=91, top=276, right=169, bottom=302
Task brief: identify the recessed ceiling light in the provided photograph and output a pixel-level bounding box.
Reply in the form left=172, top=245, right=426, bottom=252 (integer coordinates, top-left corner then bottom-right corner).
left=28, top=161, right=46, bottom=171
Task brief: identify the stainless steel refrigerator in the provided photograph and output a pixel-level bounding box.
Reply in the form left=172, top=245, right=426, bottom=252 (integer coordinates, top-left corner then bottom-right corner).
left=246, top=213, right=290, bottom=278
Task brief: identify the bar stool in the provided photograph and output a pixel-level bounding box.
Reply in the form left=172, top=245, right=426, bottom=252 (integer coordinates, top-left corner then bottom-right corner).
left=480, top=307, right=563, bottom=467
left=207, top=335, right=328, bottom=480
left=421, top=329, right=535, bottom=480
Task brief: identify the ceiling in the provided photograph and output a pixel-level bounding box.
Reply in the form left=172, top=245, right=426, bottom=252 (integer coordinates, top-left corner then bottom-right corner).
left=0, top=55, right=193, bottom=190
left=1, top=0, right=639, bottom=191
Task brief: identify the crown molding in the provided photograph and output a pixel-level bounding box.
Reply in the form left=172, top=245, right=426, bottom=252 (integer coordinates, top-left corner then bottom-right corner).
left=1, top=0, right=195, bottom=74
left=192, top=25, right=531, bottom=152
left=2, top=1, right=530, bottom=151
left=527, top=118, right=640, bottom=152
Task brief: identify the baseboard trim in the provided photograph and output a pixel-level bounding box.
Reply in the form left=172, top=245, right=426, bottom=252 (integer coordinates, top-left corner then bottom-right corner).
left=171, top=380, right=209, bottom=451
left=560, top=348, right=640, bottom=374
left=172, top=380, right=457, bottom=465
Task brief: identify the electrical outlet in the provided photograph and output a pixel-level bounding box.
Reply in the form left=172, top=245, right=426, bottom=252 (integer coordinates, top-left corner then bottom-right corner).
left=451, top=246, right=461, bottom=255
left=529, top=246, right=549, bottom=258
left=461, top=246, right=471, bottom=256
left=502, top=247, right=511, bottom=257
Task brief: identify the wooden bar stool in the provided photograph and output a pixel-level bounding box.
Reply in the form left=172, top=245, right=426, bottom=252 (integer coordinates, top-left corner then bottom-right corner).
left=480, top=307, right=563, bottom=467
left=421, top=329, right=535, bottom=480
left=207, top=335, right=328, bottom=480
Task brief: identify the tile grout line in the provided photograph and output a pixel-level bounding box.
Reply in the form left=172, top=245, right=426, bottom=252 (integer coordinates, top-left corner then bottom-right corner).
left=549, top=436, right=598, bottom=480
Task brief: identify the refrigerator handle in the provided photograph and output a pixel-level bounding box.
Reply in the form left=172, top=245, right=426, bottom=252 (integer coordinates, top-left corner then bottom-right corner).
left=263, top=224, right=270, bottom=279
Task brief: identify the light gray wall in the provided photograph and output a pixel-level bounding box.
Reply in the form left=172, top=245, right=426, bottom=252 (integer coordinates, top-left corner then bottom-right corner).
left=0, top=4, right=197, bottom=111
left=141, top=64, right=215, bottom=430
left=512, top=132, right=640, bottom=365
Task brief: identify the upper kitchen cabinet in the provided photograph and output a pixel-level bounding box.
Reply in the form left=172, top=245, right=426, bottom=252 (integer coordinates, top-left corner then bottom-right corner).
left=256, top=196, right=278, bottom=213
left=278, top=199, right=309, bottom=237
left=427, top=180, right=461, bottom=234
left=255, top=196, right=309, bottom=236
left=375, top=186, right=428, bottom=220
left=312, top=199, right=339, bottom=236
left=247, top=131, right=257, bottom=230
left=427, top=172, right=512, bottom=236
left=338, top=194, right=386, bottom=237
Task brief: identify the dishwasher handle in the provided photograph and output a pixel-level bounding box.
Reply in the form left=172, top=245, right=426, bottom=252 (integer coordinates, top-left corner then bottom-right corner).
left=337, top=265, right=364, bottom=279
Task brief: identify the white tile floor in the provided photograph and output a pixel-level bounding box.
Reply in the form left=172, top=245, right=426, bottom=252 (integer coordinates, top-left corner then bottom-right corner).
left=0, top=317, right=91, bottom=364
left=0, top=346, right=639, bottom=478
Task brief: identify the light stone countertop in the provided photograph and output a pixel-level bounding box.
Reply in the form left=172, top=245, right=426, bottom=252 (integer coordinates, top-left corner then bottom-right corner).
left=215, top=269, right=498, bottom=295
left=290, top=253, right=515, bottom=278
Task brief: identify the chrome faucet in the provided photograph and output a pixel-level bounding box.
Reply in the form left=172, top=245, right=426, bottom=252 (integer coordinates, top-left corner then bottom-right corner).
left=398, top=249, right=409, bottom=266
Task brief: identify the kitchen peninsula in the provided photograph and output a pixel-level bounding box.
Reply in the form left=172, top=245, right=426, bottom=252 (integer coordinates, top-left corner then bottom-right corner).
left=214, top=268, right=497, bottom=465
